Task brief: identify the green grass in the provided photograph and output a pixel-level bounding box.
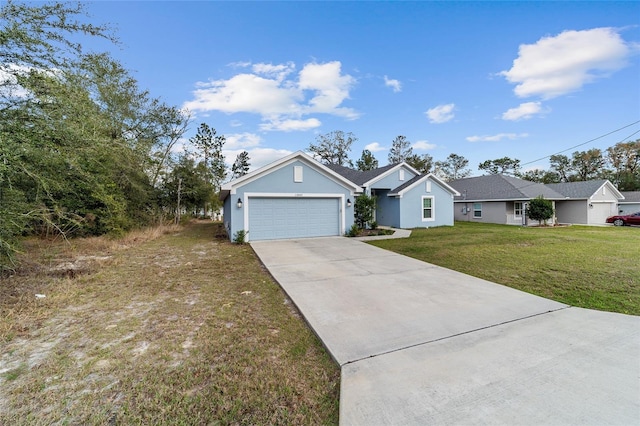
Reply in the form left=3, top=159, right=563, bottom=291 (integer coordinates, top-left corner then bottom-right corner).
left=0, top=221, right=339, bottom=425
left=370, top=222, right=640, bottom=316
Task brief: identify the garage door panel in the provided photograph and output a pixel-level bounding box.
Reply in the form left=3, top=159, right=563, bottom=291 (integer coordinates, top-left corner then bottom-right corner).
left=249, top=197, right=340, bottom=241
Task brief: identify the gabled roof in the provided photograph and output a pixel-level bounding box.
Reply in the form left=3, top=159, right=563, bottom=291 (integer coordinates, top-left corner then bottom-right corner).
left=546, top=180, right=623, bottom=200
left=219, top=151, right=361, bottom=200
left=449, top=174, right=565, bottom=201
left=327, top=162, right=420, bottom=187
left=389, top=173, right=460, bottom=196
left=619, top=191, right=640, bottom=203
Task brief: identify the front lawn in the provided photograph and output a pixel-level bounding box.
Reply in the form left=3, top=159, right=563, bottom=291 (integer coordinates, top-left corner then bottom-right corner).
left=369, top=222, right=640, bottom=316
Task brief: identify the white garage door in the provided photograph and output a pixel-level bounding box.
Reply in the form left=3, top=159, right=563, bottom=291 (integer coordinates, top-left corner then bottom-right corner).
left=590, top=203, right=617, bottom=224
left=248, top=197, right=341, bottom=241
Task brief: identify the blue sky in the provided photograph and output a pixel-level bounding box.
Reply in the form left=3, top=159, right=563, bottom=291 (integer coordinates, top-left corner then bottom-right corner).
left=86, top=1, right=640, bottom=175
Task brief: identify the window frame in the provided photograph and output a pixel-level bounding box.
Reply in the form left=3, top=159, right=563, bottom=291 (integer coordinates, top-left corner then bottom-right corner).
left=421, top=196, right=435, bottom=222
left=514, top=201, right=524, bottom=217
left=473, top=202, right=482, bottom=218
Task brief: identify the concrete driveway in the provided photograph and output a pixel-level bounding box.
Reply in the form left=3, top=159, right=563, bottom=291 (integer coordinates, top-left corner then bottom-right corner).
left=251, top=237, right=640, bottom=425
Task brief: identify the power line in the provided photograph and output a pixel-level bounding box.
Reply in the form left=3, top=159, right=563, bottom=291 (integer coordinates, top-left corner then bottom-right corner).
left=521, top=120, right=640, bottom=167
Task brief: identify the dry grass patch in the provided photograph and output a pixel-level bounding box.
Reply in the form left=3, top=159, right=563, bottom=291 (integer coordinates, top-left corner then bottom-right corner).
left=0, top=221, right=339, bottom=424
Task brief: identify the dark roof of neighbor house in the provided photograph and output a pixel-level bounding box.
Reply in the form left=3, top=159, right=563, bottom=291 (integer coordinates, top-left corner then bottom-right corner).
left=546, top=180, right=610, bottom=199
left=326, top=163, right=399, bottom=186
left=620, top=191, right=640, bottom=202
left=449, top=174, right=565, bottom=201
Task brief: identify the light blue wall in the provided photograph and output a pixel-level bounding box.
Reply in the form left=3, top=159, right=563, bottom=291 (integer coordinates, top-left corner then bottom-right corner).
left=368, top=166, right=418, bottom=191
left=398, top=178, right=455, bottom=228
left=225, top=159, right=355, bottom=241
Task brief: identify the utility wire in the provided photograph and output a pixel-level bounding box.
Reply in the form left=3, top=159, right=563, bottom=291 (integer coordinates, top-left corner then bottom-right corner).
left=521, top=120, right=640, bottom=167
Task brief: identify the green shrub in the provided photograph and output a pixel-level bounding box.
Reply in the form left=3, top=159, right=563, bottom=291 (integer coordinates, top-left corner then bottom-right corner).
left=233, top=229, right=248, bottom=244
left=346, top=224, right=359, bottom=237
left=527, top=196, right=554, bottom=225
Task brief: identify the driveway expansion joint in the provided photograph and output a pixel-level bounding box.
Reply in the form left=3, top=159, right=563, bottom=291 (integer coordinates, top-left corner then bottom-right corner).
left=340, top=305, right=571, bottom=367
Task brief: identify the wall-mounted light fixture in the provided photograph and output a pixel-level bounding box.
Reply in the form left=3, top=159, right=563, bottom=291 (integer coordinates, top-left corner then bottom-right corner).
left=237, top=198, right=243, bottom=208
left=346, top=199, right=352, bottom=207
left=589, top=203, right=593, bottom=208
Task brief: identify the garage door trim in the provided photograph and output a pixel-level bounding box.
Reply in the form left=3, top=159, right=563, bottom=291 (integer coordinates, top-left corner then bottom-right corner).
left=243, top=192, right=347, bottom=242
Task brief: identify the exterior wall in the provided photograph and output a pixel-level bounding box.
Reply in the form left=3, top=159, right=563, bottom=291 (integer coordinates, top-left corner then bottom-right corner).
left=589, top=184, right=618, bottom=202
left=398, top=179, right=455, bottom=228
left=555, top=200, right=588, bottom=224
left=369, top=166, right=418, bottom=190
left=226, top=159, right=355, bottom=241
left=454, top=201, right=509, bottom=224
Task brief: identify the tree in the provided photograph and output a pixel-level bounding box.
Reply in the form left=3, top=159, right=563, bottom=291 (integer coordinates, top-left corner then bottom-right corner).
left=232, top=151, right=251, bottom=178
left=405, top=153, right=434, bottom=174
left=0, top=1, right=117, bottom=267
left=435, top=153, right=471, bottom=181
left=526, top=196, right=554, bottom=225
left=549, top=154, right=572, bottom=182
left=606, top=140, right=640, bottom=190
left=388, top=135, right=412, bottom=164
left=356, top=149, right=378, bottom=171
left=571, top=149, right=605, bottom=181
left=520, top=169, right=560, bottom=184
left=478, top=157, right=521, bottom=176
left=354, top=193, right=376, bottom=229
left=309, top=130, right=356, bottom=166
left=189, top=123, right=227, bottom=192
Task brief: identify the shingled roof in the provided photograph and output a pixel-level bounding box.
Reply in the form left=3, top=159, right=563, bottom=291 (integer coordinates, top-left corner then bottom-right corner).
left=326, top=163, right=400, bottom=186
left=546, top=180, right=610, bottom=199
left=620, top=191, right=640, bottom=202
left=449, top=174, right=565, bottom=201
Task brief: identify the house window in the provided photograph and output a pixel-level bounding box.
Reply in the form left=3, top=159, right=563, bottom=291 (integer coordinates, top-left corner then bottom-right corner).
left=473, top=203, right=482, bottom=218
left=422, top=196, right=434, bottom=221
left=294, top=166, right=303, bottom=182
left=399, top=169, right=405, bottom=181
left=514, top=202, right=523, bottom=217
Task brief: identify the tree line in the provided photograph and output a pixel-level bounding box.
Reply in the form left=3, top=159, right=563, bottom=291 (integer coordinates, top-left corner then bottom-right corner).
left=0, top=2, right=252, bottom=270
left=309, top=131, right=640, bottom=190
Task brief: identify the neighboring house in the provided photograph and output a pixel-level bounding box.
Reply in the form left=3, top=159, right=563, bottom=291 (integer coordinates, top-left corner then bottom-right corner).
left=449, top=174, right=564, bottom=225
left=547, top=180, right=623, bottom=225
left=220, top=151, right=459, bottom=242
left=449, top=175, right=625, bottom=226
left=618, top=191, right=640, bottom=214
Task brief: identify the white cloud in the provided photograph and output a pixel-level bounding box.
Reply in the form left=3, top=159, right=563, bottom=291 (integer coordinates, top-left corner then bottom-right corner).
left=185, top=73, right=302, bottom=116
left=183, top=61, right=358, bottom=130
left=299, top=61, right=359, bottom=119
left=252, top=62, right=295, bottom=82
left=364, top=142, right=386, bottom=152
left=466, top=133, right=529, bottom=142
left=500, top=27, right=635, bottom=99
left=426, top=103, right=455, bottom=123
left=224, top=132, right=263, bottom=149
left=384, top=75, right=402, bottom=92
left=413, top=140, right=436, bottom=150
left=501, top=102, right=545, bottom=121
left=260, top=118, right=321, bottom=132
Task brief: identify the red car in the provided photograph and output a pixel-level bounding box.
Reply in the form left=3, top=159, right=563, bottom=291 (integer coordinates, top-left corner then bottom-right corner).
left=606, top=211, right=640, bottom=226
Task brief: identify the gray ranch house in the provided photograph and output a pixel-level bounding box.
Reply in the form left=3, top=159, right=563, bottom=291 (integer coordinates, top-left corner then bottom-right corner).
left=618, top=191, right=640, bottom=214
left=449, top=175, right=624, bottom=226
left=547, top=180, right=624, bottom=225
left=220, top=151, right=459, bottom=242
